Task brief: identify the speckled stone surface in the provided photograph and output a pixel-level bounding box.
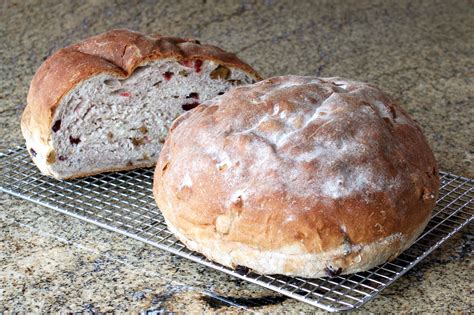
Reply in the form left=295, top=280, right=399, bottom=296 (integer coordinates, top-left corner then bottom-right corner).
left=0, top=0, right=472, bottom=312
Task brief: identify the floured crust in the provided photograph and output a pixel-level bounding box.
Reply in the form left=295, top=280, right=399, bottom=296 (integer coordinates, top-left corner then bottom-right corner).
left=153, top=76, right=440, bottom=277
left=21, top=29, right=261, bottom=178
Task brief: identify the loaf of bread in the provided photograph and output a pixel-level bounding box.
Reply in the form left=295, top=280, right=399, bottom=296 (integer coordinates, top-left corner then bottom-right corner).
left=21, top=29, right=261, bottom=179
left=153, top=76, right=439, bottom=278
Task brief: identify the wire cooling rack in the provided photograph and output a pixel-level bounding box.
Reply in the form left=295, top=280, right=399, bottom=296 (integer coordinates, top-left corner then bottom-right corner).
left=0, top=145, right=472, bottom=312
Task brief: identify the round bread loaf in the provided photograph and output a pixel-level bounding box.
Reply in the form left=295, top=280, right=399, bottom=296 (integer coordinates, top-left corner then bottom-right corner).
left=153, top=76, right=439, bottom=278
left=21, top=29, right=260, bottom=179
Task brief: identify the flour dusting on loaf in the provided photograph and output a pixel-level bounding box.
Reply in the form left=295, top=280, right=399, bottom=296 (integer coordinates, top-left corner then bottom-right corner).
left=183, top=77, right=415, bottom=202
left=154, top=75, right=439, bottom=278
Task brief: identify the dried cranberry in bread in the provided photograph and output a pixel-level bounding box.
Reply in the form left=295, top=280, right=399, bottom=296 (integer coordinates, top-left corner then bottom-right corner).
left=21, top=29, right=261, bottom=179
left=153, top=76, right=439, bottom=278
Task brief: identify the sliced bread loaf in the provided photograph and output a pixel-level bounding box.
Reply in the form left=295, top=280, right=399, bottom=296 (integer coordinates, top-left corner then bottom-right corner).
left=21, top=29, right=261, bottom=179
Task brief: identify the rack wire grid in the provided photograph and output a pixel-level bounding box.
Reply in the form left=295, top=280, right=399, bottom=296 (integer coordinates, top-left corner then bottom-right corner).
left=0, top=145, right=472, bottom=312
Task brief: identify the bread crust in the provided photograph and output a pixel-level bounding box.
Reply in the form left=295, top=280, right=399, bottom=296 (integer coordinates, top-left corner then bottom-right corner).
left=164, top=215, right=430, bottom=277
left=153, top=76, right=440, bottom=277
left=21, top=29, right=261, bottom=179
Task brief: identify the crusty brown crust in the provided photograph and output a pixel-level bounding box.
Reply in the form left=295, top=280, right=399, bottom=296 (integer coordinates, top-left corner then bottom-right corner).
left=21, top=29, right=262, bottom=178
left=153, top=76, right=440, bottom=277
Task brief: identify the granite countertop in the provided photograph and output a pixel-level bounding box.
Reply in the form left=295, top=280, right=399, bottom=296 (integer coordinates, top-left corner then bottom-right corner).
left=0, top=0, right=472, bottom=312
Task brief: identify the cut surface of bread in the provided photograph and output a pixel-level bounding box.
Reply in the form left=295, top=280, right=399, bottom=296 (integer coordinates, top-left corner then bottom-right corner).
left=46, top=59, right=254, bottom=178
left=21, top=29, right=260, bottom=179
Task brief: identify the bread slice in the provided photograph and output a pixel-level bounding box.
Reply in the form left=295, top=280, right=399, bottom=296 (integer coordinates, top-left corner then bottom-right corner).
left=21, top=29, right=261, bottom=179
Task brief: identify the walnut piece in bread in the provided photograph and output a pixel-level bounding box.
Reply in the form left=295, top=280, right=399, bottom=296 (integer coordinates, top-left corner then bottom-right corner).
left=21, top=29, right=261, bottom=179
left=153, top=76, right=439, bottom=278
